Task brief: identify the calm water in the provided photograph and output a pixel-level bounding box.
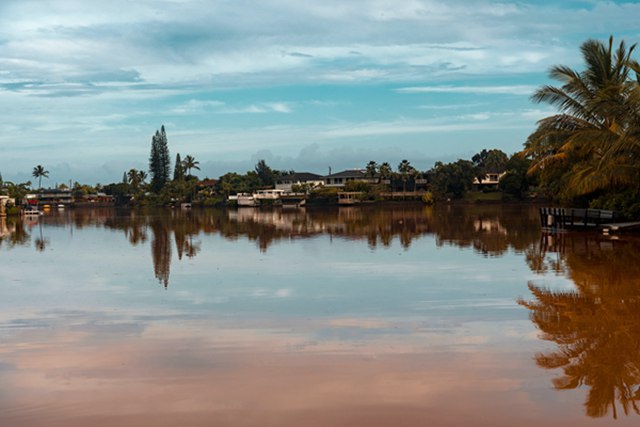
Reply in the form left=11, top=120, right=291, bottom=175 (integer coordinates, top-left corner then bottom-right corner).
left=1, top=204, right=639, bottom=426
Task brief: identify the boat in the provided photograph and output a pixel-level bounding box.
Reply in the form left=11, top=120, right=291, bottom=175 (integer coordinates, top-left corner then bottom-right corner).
left=234, top=193, right=259, bottom=207
left=338, top=192, right=363, bottom=205
left=254, top=189, right=285, bottom=200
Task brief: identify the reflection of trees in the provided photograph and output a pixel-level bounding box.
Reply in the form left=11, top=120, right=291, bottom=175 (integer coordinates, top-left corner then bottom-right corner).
left=433, top=204, right=540, bottom=256
left=0, top=217, right=30, bottom=248
left=52, top=205, right=542, bottom=286
left=149, top=216, right=172, bottom=288
left=520, top=234, right=640, bottom=419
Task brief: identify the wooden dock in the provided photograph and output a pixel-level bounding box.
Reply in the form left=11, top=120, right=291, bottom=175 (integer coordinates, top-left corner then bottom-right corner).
left=540, top=207, right=640, bottom=234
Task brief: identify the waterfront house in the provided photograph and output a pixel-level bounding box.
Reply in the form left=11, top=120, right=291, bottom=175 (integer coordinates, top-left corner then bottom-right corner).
left=275, top=173, right=324, bottom=192
left=473, top=172, right=506, bottom=190
left=323, top=169, right=376, bottom=188
left=27, top=189, right=74, bottom=207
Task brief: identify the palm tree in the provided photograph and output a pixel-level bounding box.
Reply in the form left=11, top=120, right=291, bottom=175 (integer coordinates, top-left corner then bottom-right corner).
left=365, top=161, right=378, bottom=179
left=127, top=169, right=141, bottom=189
left=182, top=155, right=200, bottom=177
left=32, top=165, right=49, bottom=189
left=522, top=36, right=640, bottom=199
left=379, top=162, right=392, bottom=184
left=137, top=170, right=147, bottom=185
left=398, top=159, right=415, bottom=195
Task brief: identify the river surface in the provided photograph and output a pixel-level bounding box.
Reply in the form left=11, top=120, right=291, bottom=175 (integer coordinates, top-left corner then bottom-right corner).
left=1, top=204, right=639, bottom=426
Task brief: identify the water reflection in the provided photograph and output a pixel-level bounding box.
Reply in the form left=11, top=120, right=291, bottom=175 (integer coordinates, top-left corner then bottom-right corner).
left=0, top=205, right=542, bottom=287
left=521, top=233, right=640, bottom=419
left=0, top=216, right=30, bottom=249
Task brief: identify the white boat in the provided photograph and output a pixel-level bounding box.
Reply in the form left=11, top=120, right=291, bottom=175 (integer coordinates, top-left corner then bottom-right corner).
left=235, top=193, right=259, bottom=207
left=254, top=189, right=285, bottom=200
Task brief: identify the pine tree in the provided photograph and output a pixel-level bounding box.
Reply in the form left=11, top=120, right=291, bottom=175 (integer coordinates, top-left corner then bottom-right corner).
left=149, top=125, right=171, bottom=193
left=173, top=153, right=185, bottom=181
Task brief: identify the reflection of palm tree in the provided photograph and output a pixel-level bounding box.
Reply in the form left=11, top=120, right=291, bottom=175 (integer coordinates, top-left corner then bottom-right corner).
left=520, top=236, right=640, bottom=419
left=34, top=221, right=48, bottom=252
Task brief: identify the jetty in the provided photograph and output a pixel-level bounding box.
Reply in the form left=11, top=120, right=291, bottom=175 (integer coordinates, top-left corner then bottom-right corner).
left=540, top=207, right=640, bottom=234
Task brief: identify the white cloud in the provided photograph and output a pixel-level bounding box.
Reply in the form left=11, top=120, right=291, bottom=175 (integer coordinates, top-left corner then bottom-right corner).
left=396, top=85, right=537, bottom=96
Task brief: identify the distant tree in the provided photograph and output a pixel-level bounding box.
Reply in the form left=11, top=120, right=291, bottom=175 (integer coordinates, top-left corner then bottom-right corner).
left=182, top=154, right=200, bottom=177
left=138, top=170, right=148, bottom=185
left=499, top=154, right=534, bottom=199
left=173, top=153, right=185, bottom=181
left=429, top=160, right=476, bottom=199
left=255, top=159, right=275, bottom=187
left=149, top=125, right=171, bottom=193
left=217, top=171, right=262, bottom=197
left=365, top=161, right=378, bottom=179
left=379, top=162, right=393, bottom=183
left=398, top=159, right=416, bottom=194
left=127, top=169, right=143, bottom=190
left=472, top=149, right=508, bottom=182
left=32, top=165, right=49, bottom=189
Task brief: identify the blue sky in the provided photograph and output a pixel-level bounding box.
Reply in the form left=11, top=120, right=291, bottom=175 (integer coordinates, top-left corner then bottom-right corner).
left=1, top=0, right=639, bottom=185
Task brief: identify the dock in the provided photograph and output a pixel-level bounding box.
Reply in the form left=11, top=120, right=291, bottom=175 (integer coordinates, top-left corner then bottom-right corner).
left=540, top=207, right=640, bottom=234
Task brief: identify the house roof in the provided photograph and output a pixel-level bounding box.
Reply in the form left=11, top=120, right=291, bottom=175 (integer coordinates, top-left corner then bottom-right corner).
left=323, top=169, right=366, bottom=179
left=276, top=172, right=323, bottom=182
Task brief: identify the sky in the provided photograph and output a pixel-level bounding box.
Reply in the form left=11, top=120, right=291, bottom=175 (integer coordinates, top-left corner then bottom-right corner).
left=1, top=0, right=639, bottom=185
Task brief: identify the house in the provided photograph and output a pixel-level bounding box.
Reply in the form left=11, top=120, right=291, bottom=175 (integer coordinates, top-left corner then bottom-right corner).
left=473, top=172, right=506, bottom=190
left=323, top=169, right=376, bottom=188
left=196, top=179, right=218, bottom=196
left=275, top=172, right=324, bottom=192
left=32, top=189, right=74, bottom=206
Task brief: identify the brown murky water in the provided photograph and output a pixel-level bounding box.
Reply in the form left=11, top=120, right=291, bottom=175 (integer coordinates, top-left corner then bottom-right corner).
left=1, top=205, right=638, bottom=426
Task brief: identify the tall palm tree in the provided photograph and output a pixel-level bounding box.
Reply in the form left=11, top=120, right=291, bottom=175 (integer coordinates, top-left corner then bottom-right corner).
left=522, top=36, right=640, bottom=199
left=32, top=165, right=49, bottom=189
left=365, top=161, right=378, bottom=179
left=182, top=155, right=200, bottom=176
left=137, top=170, right=148, bottom=185
left=127, top=169, right=141, bottom=189
left=398, top=159, right=415, bottom=195
left=379, top=162, right=392, bottom=184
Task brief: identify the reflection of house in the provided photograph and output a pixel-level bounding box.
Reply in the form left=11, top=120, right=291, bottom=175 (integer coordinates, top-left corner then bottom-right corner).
left=78, top=193, right=115, bottom=206
left=275, top=173, right=324, bottom=192
left=323, top=170, right=375, bottom=187
left=473, top=172, right=506, bottom=190
left=1, top=195, right=15, bottom=216
left=0, top=195, right=15, bottom=208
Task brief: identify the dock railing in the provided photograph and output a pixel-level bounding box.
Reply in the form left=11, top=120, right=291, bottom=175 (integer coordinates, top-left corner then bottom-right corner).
left=540, top=207, right=618, bottom=231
